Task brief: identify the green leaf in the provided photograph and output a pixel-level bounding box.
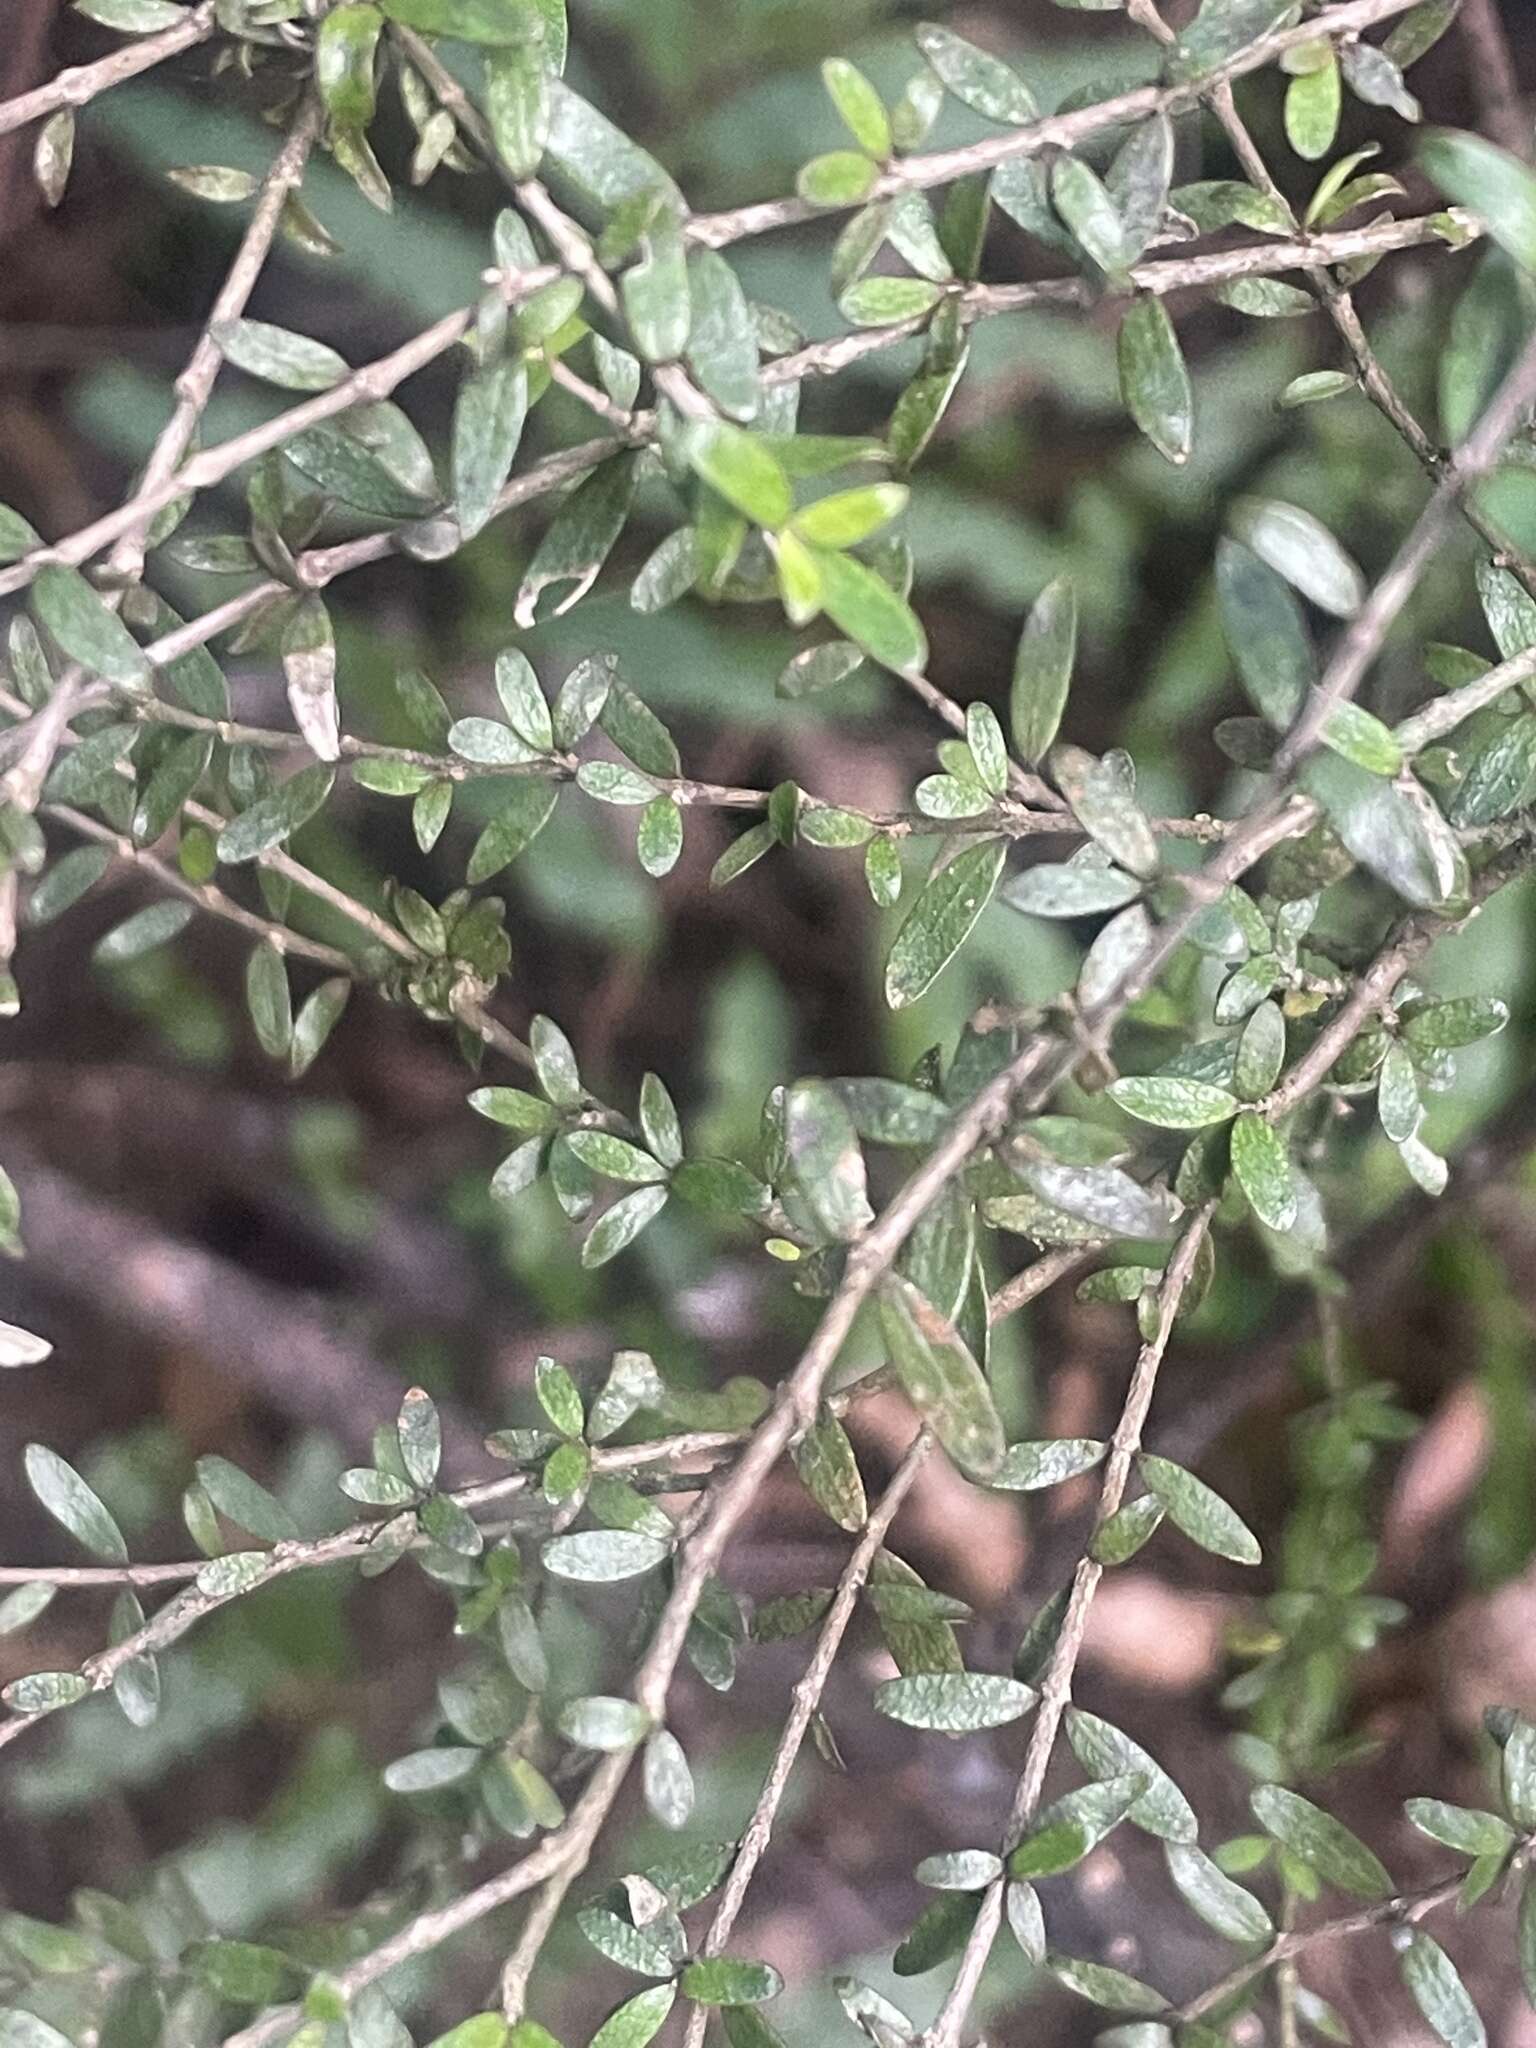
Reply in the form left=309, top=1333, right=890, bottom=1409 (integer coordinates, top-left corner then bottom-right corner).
left=683, top=422, right=792, bottom=528
left=621, top=214, right=691, bottom=363
left=378, top=0, right=550, bottom=44
left=1234, top=1001, right=1286, bottom=1102
left=1401, top=996, right=1508, bottom=1050
left=215, top=318, right=348, bottom=392
left=1322, top=698, right=1402, bottom=776
left=784, top=1078, right=873, bottom=1240
left=642, top=1729, right=694, bottom=1830
left=33, top=567, right=148, bottom=687
left=1404, top=1799, right=1515, bottom=1858
left=543, top=1528, right=670, bottom=1583
left=1250, top=1784, right=1392, bottom=1897
left=1302, top=752, right=1464, bottom=909
left=874, top=1670, right=1035, bottom=1732
left=316, top=4, right=381, bottom=130
left=1010, top=1774, right=1145, bottom=1877
left=823, top=57, right=891, bottom=158
left=388, top=1389, right=438, bottom=1496
left=793, top=1406, right=868, bottom=1531
left=1280, top=369, right=1357, bottom=407
left=792, top=483, right=908, bottom=551
left=878, top=1272, right=1006, bottom=1479
left=1118, top=296, right=1192, bottom=466
left=1217, top=538, right=1315, bottom=729
left=2, top=1670, right=90, bottom=1715
left=680, top=1960, right=783, bottom=2007
left=195, top=1549, right=270, bottom=1596
left=1066, top=1708, right=1198, bottom=1842
left=425, top=2019, right=511, bottom=2048
left=285, top=419, right=437, bottom=518
left=834, top=1079, right=951, bottom=1146
left=1162, top=1842, right=1274, bottom=1945
left=1286, top=52, right=1341, bottom=162
left=1048, top=1953, right=1168, bottom=2015
left=484, top=42, right=551, bottom=173
left=243, top=942, right=291, bottom=1061
left=839, top=276, right=945, bottom=331
left=892, top=1892, right=979, bottom=1977
left=564, top=1130, right=668, bottom=1185
left=1004, top=1881, right=1046, bottom=1964
left=557, top=1694, right=652, bottom=1749
left=195, top=1454, right=299, bottom=1543
left=1231, top=1111, right=1297, bottom=1232
left=914, top=1849, right=1003, bottom=1890
left=454, top=356, right=527, bottom=541
left=720, top=2008, right=789, bottom=2048
left=1447, top=716, right=1536, bottom=826
left=592, top=1984, right=677, bottom=2048
left=990, top=1438, right=1106, bottom=1491
left=687, top=249, right=761, bottom=422
left=1107, top=1076, right=1239, bottom=1129
left=1420, top=130, right=1536, bottom=275
left=1168, top=0, right=1297, bottom=82
left=290, top=977, right=349, bottom=1078
left=93, top=900, right=194, bottom=967
left=1002, top=862, right=1142, bottom=919
left=1010, top=576, right=1077, bottom=764
left=1520, top=1874, right=1536, bottom=2010
left=798, top=152, right=880, bottom=208
left=915, top=23, right=1037, bottom=123
left=884, top=839, right=1005, bottom=1008
left=24, top=1443, right=128, bottom=1561
left=217, top=761, right=335, bottom=863
left=1228, top=498, right=1366, bottom=619
left=186, top=1939, right=303, bottom=2005
left=1502, top=1714, right=1536, bottom=1829
left=1399, top=1932, right=1486, bottom=2048
left=813, top=545, right=927, bottom=676
left=1136, top=1454, right=1261, bottom=1566
left=515, top=451, right=639, bottom=627
left=1052, top=154, right=1130, bottom=275
left=0, top=505, right=40, bottom=565
left=1050, top=744, right=1157, bottom=877
left=465, top=781, right=559, bottom=883
left=1016, top=1160, right=1182, bottom=1241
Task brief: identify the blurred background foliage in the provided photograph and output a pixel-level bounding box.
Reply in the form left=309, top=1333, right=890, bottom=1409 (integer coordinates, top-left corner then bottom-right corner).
left=2, top=1, right=1536, bottom=2042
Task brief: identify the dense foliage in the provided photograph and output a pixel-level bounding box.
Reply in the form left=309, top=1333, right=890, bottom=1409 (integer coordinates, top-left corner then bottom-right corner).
left=3, top=0, right=1536, bottom=2044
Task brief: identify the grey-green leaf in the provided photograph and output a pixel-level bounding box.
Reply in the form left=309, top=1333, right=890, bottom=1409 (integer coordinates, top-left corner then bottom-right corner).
left=541, top=1529, right=671, bottom=1582
left=878, top=1272, right=1006, bottom=1480
left=1010, top=575, right=1076, bottom=764
left=1399, top=1932, right=1486, bottom=2048
left=1137, top=1453, right=1261, bottom=1566
left=1119, top=297, right=1192, bottom=465
left=873, top=1670, right=1035, bottom=1732
left=24, top=1443, right=128, bottom=1562
left=1250, top=1783, right=1392, bottom=1897
left=1231, top=1111, right=1297, bottom=1232
left=885, top=839, right=1006, bottom=1009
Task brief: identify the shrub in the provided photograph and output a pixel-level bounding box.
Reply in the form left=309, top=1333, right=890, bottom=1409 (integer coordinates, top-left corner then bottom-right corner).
left=1, top=1, right=1535, bottom=2044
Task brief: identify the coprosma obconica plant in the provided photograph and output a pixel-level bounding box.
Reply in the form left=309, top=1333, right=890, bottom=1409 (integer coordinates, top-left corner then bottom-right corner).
left=1, top=0, right=1535, bottom=2043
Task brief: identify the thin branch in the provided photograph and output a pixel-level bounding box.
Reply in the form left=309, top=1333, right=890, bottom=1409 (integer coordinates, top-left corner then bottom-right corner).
left=921, top=1209, right=1216, bottom=2048
left=106, top=92, right=326, bottom=585
left=1179, top=1867, right=1468, bottom=2022
left=673, top=1428, right=932, bottom=2048
left=1395, top=643, right=1536, bottom=754
left=0, top=3, right=216, bottom=139
left=688, top=0, right=1421, bottom=246
left=1275, top=322, right=1536, bottom=774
